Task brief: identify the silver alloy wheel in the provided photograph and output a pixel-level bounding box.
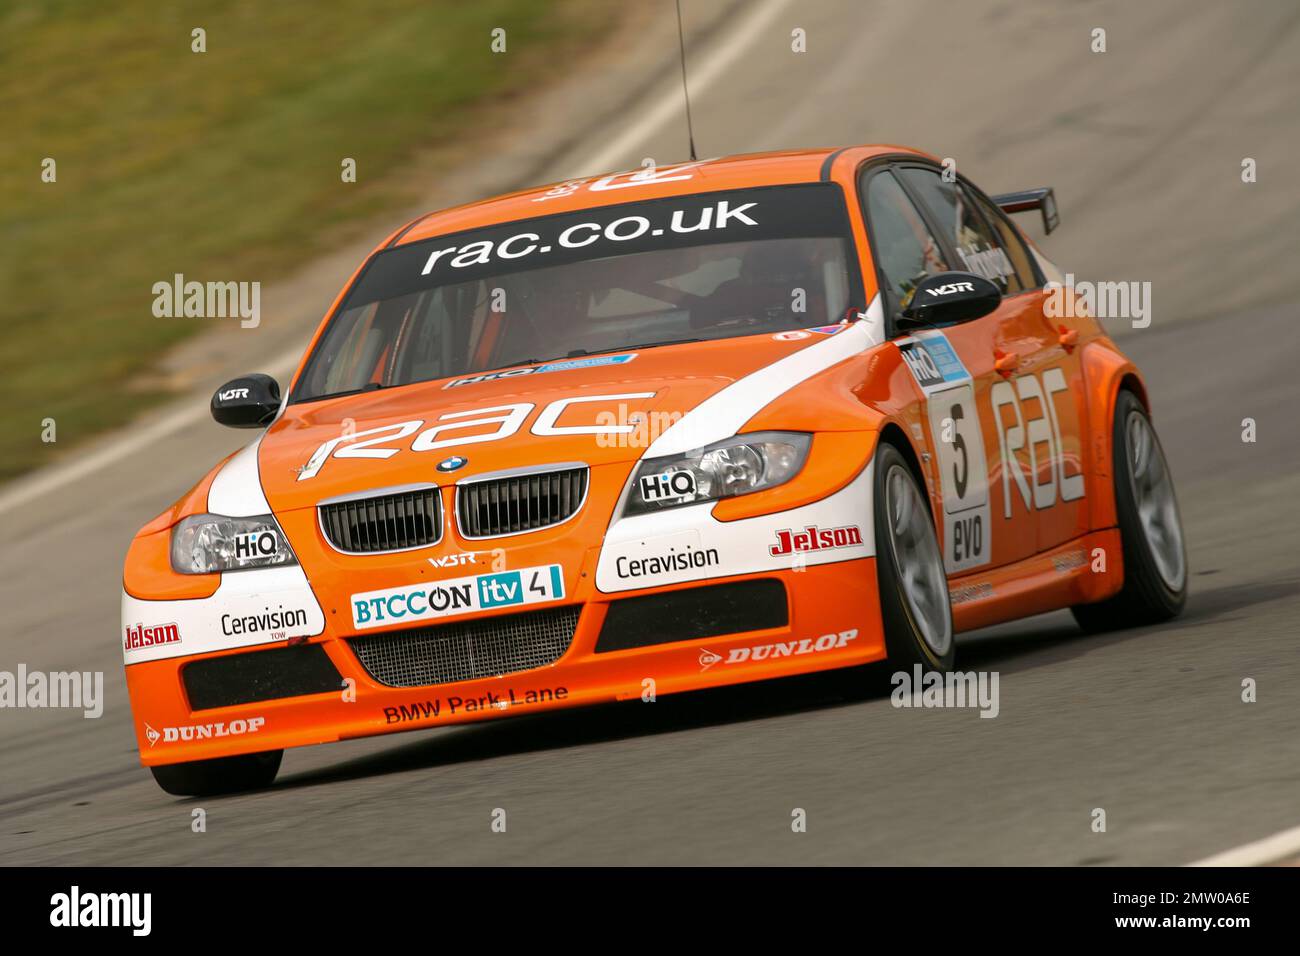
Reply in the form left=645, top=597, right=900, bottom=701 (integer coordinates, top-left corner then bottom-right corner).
left=1124, top=410, right=1186, bottom=592
left=884, top=464, right=952, bottom=657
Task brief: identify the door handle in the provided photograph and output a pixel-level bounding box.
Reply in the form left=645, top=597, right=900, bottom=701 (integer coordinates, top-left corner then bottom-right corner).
left=994, top=350, right=1021, bottom=377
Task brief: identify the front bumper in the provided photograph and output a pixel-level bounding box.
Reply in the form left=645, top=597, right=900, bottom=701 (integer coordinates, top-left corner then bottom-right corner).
left=125, top=438, right=884, bottom=766
left=125, top=558, right=883, bottom=765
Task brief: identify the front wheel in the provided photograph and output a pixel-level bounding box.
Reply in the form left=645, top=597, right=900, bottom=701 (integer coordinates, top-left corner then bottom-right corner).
left=150, top=749, right=283, bottom=797
left=1072, top=390, right=1187, bottom=632
left=835, top=443, right=954, bottom=698
left=874, top=443, right=955, bottom=671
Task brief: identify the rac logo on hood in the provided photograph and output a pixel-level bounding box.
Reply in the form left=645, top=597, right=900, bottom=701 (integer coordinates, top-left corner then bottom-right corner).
left=297, top=392, right=656, bottom=481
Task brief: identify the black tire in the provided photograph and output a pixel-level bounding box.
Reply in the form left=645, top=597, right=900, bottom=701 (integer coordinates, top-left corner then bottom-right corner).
left=838, top=442, right=954, bottom=696
left=150, top=749, right=283, bottom=797
left=1072, top=390, right=1187, bottom=632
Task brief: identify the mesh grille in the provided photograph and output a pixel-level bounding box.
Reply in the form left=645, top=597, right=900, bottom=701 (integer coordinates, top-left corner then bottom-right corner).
left=456, top=466, right=587, bottom=538
left=348, top=606, right=580, bottom=687
left=319, top=487, right=442, bottom=553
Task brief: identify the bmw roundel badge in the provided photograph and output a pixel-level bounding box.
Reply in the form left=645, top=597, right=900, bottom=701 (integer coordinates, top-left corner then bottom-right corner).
left=437, top=456, right=468, bottom=473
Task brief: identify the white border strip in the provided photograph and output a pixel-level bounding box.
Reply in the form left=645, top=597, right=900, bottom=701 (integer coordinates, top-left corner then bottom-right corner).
left=646, top=296, right=883, bottom=457
left=1187, top=822, right=1300, bottom=867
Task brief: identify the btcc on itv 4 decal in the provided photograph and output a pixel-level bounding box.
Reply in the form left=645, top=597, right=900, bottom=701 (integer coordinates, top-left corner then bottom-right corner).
left=4, top=0, right=1299, bottom=928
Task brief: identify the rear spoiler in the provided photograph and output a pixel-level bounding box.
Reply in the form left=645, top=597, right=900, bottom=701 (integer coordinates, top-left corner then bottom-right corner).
left=991, top=187, right=1059, bottom=235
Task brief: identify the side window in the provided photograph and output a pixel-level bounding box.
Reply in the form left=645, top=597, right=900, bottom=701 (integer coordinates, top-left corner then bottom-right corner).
left=966, top=189, right=1037, bottom=292
left=864, top=170, right=950, bottom=315
left=898, top=167, right=1023, bottom=294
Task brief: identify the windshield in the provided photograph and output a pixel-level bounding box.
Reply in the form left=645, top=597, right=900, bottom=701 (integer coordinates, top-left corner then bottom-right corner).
left=293, top=184, right=858, bottom=402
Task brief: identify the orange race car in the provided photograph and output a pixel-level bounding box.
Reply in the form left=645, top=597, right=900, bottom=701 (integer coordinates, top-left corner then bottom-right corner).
left=122, top=146, right=1187, bottom=795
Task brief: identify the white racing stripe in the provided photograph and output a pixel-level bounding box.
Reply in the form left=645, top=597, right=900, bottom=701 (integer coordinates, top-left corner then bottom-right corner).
left=0, top=0, right=802, bottom=520
left=646, top=296, right=884, bottom=457
left=1187, top=822, right=1300, bottom=867
left=207, top=433, right=272, bottom=516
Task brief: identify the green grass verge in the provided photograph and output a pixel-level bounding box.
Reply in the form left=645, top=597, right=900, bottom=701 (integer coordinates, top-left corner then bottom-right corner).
left=0, top=0, right=618, bottom=481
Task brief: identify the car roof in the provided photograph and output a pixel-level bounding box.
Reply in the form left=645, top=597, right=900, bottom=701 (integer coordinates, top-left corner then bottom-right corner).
left=392, top=145, right=928, bottom=247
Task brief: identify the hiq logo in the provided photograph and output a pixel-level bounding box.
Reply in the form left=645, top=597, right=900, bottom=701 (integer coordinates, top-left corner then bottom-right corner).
left=234, top=530, right=278, bottom=560
left=639, top=469, right=697, bottom=503
left=899, top=335, right=968, bottom=390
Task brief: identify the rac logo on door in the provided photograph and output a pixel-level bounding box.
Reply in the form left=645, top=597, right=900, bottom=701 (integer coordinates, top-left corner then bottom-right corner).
left=990, top=367, right=1085, bottom=516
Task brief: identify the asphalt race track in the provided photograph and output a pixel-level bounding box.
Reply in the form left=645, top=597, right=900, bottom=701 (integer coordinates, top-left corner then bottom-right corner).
left=2, top=0, right=1298, bottom=865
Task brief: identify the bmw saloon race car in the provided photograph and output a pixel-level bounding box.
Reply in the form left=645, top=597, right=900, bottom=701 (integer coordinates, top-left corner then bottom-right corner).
left=123, top=146, right=1187, bottom=795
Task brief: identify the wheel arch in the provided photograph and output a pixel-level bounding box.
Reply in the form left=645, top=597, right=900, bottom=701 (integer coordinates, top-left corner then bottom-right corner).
left=878, top=421, right=926, bottom=485
left=1079, top=342, right=1150, bottom=533
left=876, top=421, right=939, bottom=530
left=1118, top=371, right=1149, bottom=412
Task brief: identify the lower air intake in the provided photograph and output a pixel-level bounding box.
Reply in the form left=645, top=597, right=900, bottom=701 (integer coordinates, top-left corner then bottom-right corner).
left=182, top=644, right=343, bottom=710
left=348, top=606, right=580, bottom=687
left=595, top=579, right=788, bottom=653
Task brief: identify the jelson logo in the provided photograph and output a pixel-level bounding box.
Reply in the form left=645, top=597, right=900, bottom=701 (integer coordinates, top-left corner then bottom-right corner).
left=124, top=622, right=181, bottom=652
left=769, top=524, right=863, bottom=557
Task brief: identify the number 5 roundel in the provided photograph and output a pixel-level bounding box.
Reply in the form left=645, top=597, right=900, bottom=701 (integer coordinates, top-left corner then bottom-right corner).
left=897, top=332, right=992, bottom=573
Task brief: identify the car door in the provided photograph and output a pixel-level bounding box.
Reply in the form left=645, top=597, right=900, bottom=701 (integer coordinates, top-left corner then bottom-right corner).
left=959, top=183, right=1090, bottom=555
left=893, top=164, right=1089, bottom=564
left=860, top=165, right=1016, bottom=576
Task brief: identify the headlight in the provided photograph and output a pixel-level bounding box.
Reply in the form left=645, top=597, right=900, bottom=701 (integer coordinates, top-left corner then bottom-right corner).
left=170, top=514, right=297, bottom=574
left=622, top=432, right=811, bottom=517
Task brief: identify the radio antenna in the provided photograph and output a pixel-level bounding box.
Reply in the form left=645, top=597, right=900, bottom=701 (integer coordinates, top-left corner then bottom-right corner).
left=675, top=0, right=698, bottom=162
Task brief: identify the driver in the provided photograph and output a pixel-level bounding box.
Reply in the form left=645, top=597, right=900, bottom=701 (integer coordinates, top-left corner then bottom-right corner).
left=694, top=240, right=825, bottom=332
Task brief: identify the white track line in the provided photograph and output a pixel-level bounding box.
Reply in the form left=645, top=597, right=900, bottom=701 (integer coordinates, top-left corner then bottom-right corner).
left=574, top=0, right=797, bottom=176
left=0, top=0, right=796, bottom=519
left=1187, top=822, right=1300, bottom=866
left=0, top=345, right=300, bottom=517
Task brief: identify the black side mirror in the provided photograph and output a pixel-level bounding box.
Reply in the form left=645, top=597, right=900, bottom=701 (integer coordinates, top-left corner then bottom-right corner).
left=899, top=272, right=1002, bottom=328
left=211, top=374, right=281, bottom=428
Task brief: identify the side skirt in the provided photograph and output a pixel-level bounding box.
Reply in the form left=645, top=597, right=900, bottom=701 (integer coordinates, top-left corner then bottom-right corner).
left=949, top=529, right=1124, bottom=633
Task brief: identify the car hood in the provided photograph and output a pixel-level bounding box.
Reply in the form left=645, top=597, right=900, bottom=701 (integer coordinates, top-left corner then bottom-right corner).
left=257, top=333, right=824, bottom=512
